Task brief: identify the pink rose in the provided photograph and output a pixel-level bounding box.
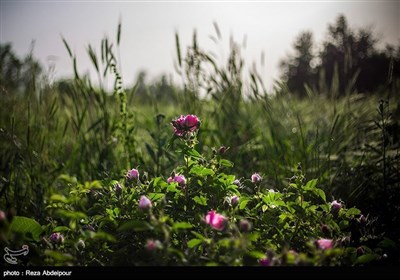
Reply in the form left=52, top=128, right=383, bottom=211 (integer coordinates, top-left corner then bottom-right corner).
left=316, top=238, right=333, bottom=250
left=174, top=175, right=186, bottom=186
left=171, top=114, right=200, bottom=137
left=139, top=195, right=152, bottom=210
left=331, top=200, right=342, bottom=211
left=251, top=173, right=262, bottom=183
left=146, top=239, right=162, bottom=251
left=205, top=210, right=227, bottom=231
left=167, top=174, right=186, bottom=187
left=184, top=114, right=200, bottom=131
left=126, top=168, right=139, bottom=181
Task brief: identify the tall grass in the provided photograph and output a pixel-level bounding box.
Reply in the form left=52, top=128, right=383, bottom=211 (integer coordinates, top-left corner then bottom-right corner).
left=0, top=26, right=399, bottom=233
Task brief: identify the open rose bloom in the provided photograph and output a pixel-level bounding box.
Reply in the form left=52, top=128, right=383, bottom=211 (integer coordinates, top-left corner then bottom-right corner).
left=171, top=114, right=200, bottom=137
left=167, top=174, right=187, bottom=187
left=316, top=238, right=333, bottom=250
left=205, top=210, right=227, bottom=231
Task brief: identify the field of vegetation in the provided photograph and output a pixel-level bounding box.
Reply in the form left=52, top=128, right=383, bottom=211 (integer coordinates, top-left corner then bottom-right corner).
left=1, top=16, right=399, bottom=266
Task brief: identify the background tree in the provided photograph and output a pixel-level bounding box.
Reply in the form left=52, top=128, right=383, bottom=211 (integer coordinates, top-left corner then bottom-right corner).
left=280, top=31, right=317, bottom=97
left=0, top=43, right=43, bottom=94
left=281, top=14, right=400, bottom=97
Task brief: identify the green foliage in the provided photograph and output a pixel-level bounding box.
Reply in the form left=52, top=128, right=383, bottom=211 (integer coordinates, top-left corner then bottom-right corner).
left=8, top=216, right=43, bottom=242
left=2, top=126, right=393, bottom=266
left=0, top=23, right=399, bottom=266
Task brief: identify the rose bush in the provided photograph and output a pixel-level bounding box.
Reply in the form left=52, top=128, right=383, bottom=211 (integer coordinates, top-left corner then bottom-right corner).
left=0, top=115, right=390, bottom=266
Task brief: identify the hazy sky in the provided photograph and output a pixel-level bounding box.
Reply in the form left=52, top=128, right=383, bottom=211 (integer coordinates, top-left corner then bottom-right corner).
left=1, top=0, right=399, bottom=89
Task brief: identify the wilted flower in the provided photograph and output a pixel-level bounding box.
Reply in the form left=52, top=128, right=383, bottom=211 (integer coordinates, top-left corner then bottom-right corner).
left=218, top=146, right=227, bottom=154
left=331, top=200, right=342, bottom=211
left=359, top=214, right=368, bottom=224
left=49, top=232, right=64, bottom=244
left=233, top=179, right=241, bottom=186
left=230, top=196, right=239, bottom=206
left=171, top=114, right=200, bottom=137
left=316, top=238, right=333, bottom=250
left=205, top=210, right=227, bottom=231
left=82, top=224, right=95, bottom=232
left=321, top=224, right=330, bottom=235
left=114, top=183, right=123, bottom=195
left=76, top=239, right=85, bottom=250
left=139, top=195, right=152, bottom=210
left=251, top=173, right=262, bottom=183
left=239, top=219, right=252, bottom=233
left=146, top=239, right=162, bottom=251
left=126, top=168, right=139, bottom=181
left=356, top=246, right=365, bottom=256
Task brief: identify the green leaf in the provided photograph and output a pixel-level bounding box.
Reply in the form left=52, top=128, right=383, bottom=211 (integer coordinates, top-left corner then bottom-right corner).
left=50, top=194, right=68, bottom=203
left=118, top=220, right=153, bottom=232
left=191, top=231, right=205, bottom=240
left=87, top=180, right=102, bottom=189
left=172, top=222, right=193, bottom=231
left=248, top=251, right=266, bottom=259
left=9, top=216, right=43, bottom=242
left=57, top=209, right=87, bottom=220
left=355, top=254, right=378, bottom=264
left=44, top=250, right=73, bottom=262
left=190, top=165, right=214, bottom=177
left=378, top=237, right=396, bottom=248
left=152, top=177, right=163, bottom=187
left=262, top=205, right=268, bottom=212
left=346, top=208, right=361, bottom=216
left=148, top=193, right=165, bottom=202
left=167, top=184, right=179, bottom=192
left=304, top=179, right=318, bottom=190
left=113, top=207, right=121, bottom=216
left=219, top=159, right=234, bottom=167
left=52, top=226, right=70, bottom=233
left=57, top=174, right=77, bottom=184
left=218, top=238, right=231, bottom=247
left=187, top=148, right=202, bottom=159
left=187, top=238, right=202, bottom=248
left=193, top=196, right=208, bottom=206
left=315, top=189, right=326, bottom=202
left=90, top=231, right=116, bottom=242
left=273, top=200, right=286, bottom=207
left=239, top=199, right=250, bottom=210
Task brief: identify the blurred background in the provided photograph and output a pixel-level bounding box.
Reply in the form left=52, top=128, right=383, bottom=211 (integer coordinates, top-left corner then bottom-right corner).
left=1, top=0, right=399, bottom=89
